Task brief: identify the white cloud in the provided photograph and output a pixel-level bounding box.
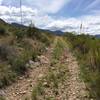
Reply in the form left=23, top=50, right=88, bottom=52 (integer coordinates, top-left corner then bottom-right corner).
left=0, top=5, right=38, bottom=23
left=1, top=0, right=70, bottom=14
left=0, top=4, right=100, bottom=35
left=0, top=0, right=100, bottom=35
left=44, top=15, right=100, bottom=35
left=0, top=6, right=11, bottom=15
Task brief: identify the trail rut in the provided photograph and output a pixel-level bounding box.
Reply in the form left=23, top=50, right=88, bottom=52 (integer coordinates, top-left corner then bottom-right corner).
left=65, top=49, right=89, bottom=100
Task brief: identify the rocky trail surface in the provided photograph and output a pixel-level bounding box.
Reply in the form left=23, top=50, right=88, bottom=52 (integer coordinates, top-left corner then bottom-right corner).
left=0, top=37, right=90, bottom=100
left=64, top=47, right=89, bottom=100
left=54, top=38, right=90, bottom=100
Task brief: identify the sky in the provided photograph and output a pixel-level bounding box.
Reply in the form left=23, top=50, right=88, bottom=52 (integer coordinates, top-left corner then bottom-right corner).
left=0, top=0, right=100, bottom=35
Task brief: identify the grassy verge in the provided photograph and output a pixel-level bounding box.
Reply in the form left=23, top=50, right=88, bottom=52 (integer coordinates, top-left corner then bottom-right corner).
left=64, top=33, right=100, bottom=99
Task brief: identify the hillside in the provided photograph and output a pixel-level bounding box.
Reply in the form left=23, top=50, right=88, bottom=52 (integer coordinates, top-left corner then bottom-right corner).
left=0, top=19, right=100, bottom=100
left=0, top=19, right=54, bottom=88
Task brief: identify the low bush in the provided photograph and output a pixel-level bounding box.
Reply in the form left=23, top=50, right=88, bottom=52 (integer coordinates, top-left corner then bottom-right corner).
left=0, top=26, right=6, bottom=36
left=9, top=48, right=32, bottom=74
left=0, top=44, right=17, bottom=60
left=14, top=30, right=25, bottom=39
left=26, top=26, right=38, bottom=38
left=0, top=63, right=16, bottom=88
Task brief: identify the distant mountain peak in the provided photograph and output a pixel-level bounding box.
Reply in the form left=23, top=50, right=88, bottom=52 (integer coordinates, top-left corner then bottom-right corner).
left=95, top=34, right=100, bottom=38
left=11, top=23, right=26, bottom=28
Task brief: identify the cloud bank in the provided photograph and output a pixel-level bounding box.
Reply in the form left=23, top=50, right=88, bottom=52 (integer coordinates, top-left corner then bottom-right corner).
left=0, top=0, right=100, bottom=35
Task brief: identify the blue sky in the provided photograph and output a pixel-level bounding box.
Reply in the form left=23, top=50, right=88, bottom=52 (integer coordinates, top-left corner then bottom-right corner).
left=0, top=0, right=100, bottom=34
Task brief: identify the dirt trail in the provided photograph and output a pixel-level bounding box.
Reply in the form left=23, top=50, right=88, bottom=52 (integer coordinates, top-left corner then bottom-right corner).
left=0, top=46, right=53, bottom=100
left=65, top=50, right=89, bottom=100
left=0, top=37, right=89, bottom=100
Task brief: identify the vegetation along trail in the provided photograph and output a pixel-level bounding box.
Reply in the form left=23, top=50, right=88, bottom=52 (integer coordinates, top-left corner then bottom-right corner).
left=0, top=37, right=90, bottom=100
left=0, top=42, right=54, bottom=100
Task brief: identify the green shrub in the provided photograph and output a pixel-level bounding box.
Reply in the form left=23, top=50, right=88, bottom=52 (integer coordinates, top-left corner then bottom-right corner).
left=0, top=63, right=16, bottom=88
left=26, top=26, right=51, bottom=46
left=10, top=49, right=31, bottom=74
left=0, top=26, right=6, bottom=35
left=32, top=82, right=44, bottom=100
left=26, top=27, right=38, bottom=37
left=11, top=57, right=27, bottom=74
left=15, top=31, right=25, bottom=39
left=32, top=51, right=38, bottom=61
left=0, top=44, right=8, bottom=60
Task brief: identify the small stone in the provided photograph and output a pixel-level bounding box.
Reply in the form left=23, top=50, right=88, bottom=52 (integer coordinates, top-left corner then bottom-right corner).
left=30, top=90, right=33, bottom=92
left=38, top=74, right=44, bottom=79
left=45, top=47, right=49, bottom=51
left=43, top=82, right=48, bottom=86
left=19, top=77, right=23, bottom=80
left=12, top=93, right=15, bottom=95
left=27, top=79, right=32, bottom=83
left=20, top=91, right=26, bottom=94
left=29, top=60, right=34, bottom=65
left=34, top=62, right=40, bottom=67
left=90, top=99, right=94, bottom=100
left=16, top=92, right=19, bottom=95
left=25, top=63, right=30, bottom=67
left=51, top=67, right=55, bottom=70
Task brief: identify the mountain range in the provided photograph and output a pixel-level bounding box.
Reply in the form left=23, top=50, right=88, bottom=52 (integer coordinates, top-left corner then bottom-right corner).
left=0, top=18, right=100, bottom=37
